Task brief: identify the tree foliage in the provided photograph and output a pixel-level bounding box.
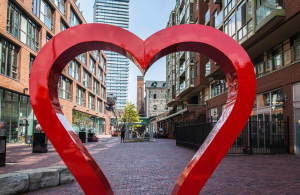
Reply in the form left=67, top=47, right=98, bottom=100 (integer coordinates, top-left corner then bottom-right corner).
left=121, top=102, right=142, bottom=129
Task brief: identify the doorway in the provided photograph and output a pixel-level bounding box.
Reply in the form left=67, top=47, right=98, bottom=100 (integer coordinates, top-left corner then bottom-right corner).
left=295, top=109, right=300, bottom=154
left=18, top=119, right=29, bottom=144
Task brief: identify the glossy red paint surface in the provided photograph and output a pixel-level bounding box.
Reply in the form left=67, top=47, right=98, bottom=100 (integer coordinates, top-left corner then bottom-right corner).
left=29, top=24, right=256, bottom=195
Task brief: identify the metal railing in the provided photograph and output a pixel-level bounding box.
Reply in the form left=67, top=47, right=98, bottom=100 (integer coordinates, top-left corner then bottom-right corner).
left=256, top=0, right=284, bottom=25
left=215, top=10, right=223, bottom=28
left=176, top=117, right=290, bottom=154
left=254, top=42, right=300, bottom=78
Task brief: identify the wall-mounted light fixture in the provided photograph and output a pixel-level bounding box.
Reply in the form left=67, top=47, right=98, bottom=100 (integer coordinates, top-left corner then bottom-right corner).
left=23, top=88, right=29, bottom=94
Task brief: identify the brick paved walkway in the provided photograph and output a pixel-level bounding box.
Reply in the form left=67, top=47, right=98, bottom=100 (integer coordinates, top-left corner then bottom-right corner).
left=1, top=137, right=300, bottom=194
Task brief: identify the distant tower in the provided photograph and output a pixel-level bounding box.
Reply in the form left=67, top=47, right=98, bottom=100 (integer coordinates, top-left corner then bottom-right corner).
left=137, top=76, right=145, bottom=116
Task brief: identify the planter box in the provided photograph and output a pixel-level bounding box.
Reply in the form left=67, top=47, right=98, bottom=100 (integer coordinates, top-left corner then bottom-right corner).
left=32, top=133, right=48, bottom=153
left=79, top=132, right=86, bottom=143
left=0, top=136, right=6, bottom=167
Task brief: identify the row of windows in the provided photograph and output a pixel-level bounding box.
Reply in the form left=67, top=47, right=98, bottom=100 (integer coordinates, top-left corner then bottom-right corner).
left=7, top=1, right=39, bottom=52
left=76, top=85, right=104, bottom=113
left=152, top=105, right=168, bottom=111
left=58, top=75, right=106, bottom=104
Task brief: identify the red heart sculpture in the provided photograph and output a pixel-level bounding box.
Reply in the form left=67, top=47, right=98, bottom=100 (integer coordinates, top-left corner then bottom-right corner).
left=29, top=24, right=256, bottom=195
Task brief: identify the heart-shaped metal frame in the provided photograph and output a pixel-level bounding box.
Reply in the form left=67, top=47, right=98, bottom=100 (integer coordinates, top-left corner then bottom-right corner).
left=29, top=24, right=256, bottom=195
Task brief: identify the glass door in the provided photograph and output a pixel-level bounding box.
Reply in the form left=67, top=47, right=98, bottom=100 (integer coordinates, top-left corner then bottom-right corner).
left=295, top=109, right=300, bottom=154
left=18, top=119, right=28, bottom=144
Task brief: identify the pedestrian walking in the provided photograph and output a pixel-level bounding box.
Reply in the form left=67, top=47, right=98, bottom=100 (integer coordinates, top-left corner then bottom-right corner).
left=121, top=126, right=125, bottom=143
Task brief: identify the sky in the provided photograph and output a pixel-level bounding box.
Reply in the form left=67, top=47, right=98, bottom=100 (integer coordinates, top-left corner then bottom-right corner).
left=77, top=0, right=176, bottom=106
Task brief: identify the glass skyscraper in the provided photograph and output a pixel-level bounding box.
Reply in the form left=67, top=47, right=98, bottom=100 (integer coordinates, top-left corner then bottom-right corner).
left=93, top=0, right=130, bottom=110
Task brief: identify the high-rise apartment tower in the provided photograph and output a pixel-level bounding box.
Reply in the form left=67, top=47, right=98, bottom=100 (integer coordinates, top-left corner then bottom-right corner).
left=93, top=0, right=130, bottom=110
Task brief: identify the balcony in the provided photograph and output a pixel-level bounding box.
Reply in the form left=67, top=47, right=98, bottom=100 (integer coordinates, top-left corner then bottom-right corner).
left=256, top=0, right=285, bottom=32
left=179, top=62, right=186, bottom=76
left=215, top=10, right=223, bottom=29
left=254, top=42, right=300, bottom=78
left=213, top=0, right=222, bottom=4
left=180, top=82, right=185, bottom=93
left=205, top=9, right=210, bottom=25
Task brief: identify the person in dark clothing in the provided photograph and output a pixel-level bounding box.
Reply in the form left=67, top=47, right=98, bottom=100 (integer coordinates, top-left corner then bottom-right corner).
left=121, top=126, right=125, bottom=143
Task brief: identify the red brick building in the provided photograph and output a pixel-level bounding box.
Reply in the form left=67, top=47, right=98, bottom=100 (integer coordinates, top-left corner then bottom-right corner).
left=162, top=0, right=300, bottom=154
left=136, top=76, right=145, bottom=117
left=0, top=0, right=110, bottom=143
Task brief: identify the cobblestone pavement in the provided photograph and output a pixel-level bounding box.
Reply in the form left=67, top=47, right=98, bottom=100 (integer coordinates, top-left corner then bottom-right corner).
left=1, top=137, right=300, bottom=195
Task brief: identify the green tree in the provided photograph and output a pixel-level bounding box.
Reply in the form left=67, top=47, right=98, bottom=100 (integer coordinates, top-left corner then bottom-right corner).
left=121, top=102, right=142, bottom=129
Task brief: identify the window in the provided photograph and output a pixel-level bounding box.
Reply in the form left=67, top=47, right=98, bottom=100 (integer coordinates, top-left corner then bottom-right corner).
left=58, top=75, right=71, bottom=101
left=224, top=12, right=236, bottom=39
left=76, top=85, right=85, bottom=106
left=0, top=38, right=19, bottom=80
left=70, top=7, right=81, bottom=27
left=195, top=1, right=198, bottom=11
left=98, top=66, right=103, bottom=82
left=93, top=79, right=99, bottom=95
left=97, top=98, right=102, bottom=113
left=60, top=19, right=68, bottom=32
left=29, top=55, right=35, bottom=75
left=196, top=62, right=199, bottom=76
left=46, top=34, right=52, bottom=42
left=165, top=105, right=168, bottom=110
left=206, top=61, right=210, bottom=75
left=210, top=78, right=227, bottom=98
left=88, top=93, right=95, bottom=110
left=40, top=0, right=53, bottom=30
left=191, top=66, right=194, bottom=84
left=153, top=105, right=157, bottom=110
left=83, top=69, right=91, bottom=89
left=153, top=94, right=157, bottom=99
left=52, top=0, right=65, bottom=15
left=78, top=53, right=86, bottom=64
left=94, top=50, right=100, bottom=62
left=7, top=1, right=40, bottom=52
left=213, top=10, right=218, bottom=28
left=237, top=0, right=253, bottom=41
left=101, top=85, right=106, bottom=99
left=101, top=55, right=106, bottom=71
left=89, top=56, right=95, bottom=74
left=68, top=60, right=80, bottom=81
left=224, top=0, right=236, bottom=17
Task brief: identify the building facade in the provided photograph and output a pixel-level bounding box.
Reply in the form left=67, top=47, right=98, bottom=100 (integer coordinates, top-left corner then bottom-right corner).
left=162, top=0, right=300, bottom=154
left=93, top=0, right=130, bottom=110
left=145, top=81, right=171, bottom=118
left=0, top=0, right=109, bottom=144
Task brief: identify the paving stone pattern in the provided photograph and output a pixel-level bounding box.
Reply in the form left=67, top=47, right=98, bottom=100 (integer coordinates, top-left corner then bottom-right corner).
left=1, top=137, right=300, bottom=194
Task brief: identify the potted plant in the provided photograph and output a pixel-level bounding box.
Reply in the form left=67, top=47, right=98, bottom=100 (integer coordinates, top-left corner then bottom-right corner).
left=32, top=124, right=48, bottom=153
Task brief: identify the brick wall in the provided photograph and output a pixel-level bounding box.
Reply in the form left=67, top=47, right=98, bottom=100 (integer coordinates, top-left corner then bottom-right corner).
left=0, top=0, right=109, bottom=134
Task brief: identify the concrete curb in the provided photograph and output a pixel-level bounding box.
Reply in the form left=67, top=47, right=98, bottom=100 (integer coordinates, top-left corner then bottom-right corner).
left=0, top=166, right=74, bottom=195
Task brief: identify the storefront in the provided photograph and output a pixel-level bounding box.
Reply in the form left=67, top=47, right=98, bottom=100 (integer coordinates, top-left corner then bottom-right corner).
left=0, top=88, right=39, bottom=143
left=72, top=110, right=105, bottom=135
